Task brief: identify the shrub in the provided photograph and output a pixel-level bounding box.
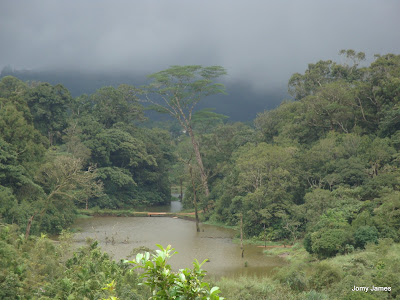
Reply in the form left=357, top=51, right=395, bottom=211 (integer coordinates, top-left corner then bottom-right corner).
left=311, top=229, right=350, bottom=259
left=130, top=244, right=223, bottom=299
left=309, top=263, right=342, bottom=291
left=45, top=241, right=146, bottom=299
left=343, top=292, right=377, bottom=300
left=354, top=225, right=378, bottom=248
left=300, top=290, right=329, bottom=300
left=277, top=268, right=308, bottom=291
left=304, top=233, right=313, bottom=254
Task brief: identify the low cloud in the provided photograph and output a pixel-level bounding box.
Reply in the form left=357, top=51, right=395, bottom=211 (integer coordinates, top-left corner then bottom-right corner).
left=1, top=0, right=399, bottom=91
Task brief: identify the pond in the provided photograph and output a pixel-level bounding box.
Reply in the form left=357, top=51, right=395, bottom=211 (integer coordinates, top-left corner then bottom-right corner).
left=72, top=212, right=286, bottom=278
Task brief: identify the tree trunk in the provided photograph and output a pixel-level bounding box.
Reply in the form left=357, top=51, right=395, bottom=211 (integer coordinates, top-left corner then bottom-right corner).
left=180, top=178, right=183, bottom=200
left=264, top=224, right=266, bottom=248
left=48, top=131, right=53, bottom=146
left=240, top=213, right=244, bottom=258
left=189, top=165, right=200, bottom=232
left=194, top=199, right=200, bottom=233
left=25, top=213, right=37, bottom=239
left=187, top=127, right=209, bottom=197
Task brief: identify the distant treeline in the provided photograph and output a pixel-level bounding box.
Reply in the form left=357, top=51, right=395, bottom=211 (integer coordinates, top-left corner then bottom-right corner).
left=0, top=67, right=285, bottom=121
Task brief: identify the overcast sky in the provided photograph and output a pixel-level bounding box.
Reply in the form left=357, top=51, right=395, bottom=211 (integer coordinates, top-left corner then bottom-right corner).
left=1, top=0, right=399, bottom=92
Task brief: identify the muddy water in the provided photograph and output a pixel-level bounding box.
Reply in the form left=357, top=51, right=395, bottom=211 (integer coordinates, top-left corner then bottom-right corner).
left=73, top=216, right=286, bottom=278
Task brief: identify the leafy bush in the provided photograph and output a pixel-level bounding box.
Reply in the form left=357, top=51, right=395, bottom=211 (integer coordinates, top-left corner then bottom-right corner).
left=45, top=241, right=146, bottom=299
left=217, top=276, right=289, bottom=300
left=299, top=290, right=329, bottom=300
left=277, top=268, right=308, bottom=291
left=304, top=233, right=313, bottom=254
left=129, top=244, right=223, bottom=299
left=354, top=225, right=378, bottom=248
left=309, top=263, right=342, bottom=291
left=311, top=229, right=351, bottom=259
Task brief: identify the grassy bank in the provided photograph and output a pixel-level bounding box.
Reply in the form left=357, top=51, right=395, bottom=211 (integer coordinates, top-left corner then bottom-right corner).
left=216, top=240, right=400, bottom=299
left=77, top=208, right=148, bottom=217
left=202, top=217, right=288, bottom=247
left=202, top=218, right=237, bottom=230
left=75, top=209, right=400, bottom=298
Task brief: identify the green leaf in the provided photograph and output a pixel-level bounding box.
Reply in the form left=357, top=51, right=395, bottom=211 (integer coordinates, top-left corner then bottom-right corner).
left=179, top=273, right=186, bottom=282
left=210, top=286, right=220, bottom=295
left=135, top=253, right=143, bottom=262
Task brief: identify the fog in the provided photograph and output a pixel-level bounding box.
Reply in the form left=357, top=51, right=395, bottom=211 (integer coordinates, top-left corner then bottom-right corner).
left=1, top=0, right=399, bottom=92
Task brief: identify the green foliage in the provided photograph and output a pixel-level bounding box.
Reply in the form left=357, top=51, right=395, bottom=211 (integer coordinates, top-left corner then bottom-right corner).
left=2, top=52, right=400, bottom=300
left=145, top=65, right=227, bottom=198
left=311, top=228, right=351, bottom=259
left=0, top=224, right=64, bottom=298
left=308, top=263, right=342, bottom=291
left=0, top=186, right=18, bottom=221
left=288, top=50, right=365, bottom=100
left=303, top=189, right=336, bottom=224
left=89, top=85, right=144, bottom=129
left=88, top=128, right=155, bottom=168
left=129, top=244, right=223, bottom=299
left=0, top=74, right=175, bottom=228
left=144, top=65, right=227, bottom=131
left=233, top=52, right=400, bottom=250
left=28, top=152, right=103, bottom=234
left=0, top=75, right=28, bottom=99
left=0, top=97, right=46, bottom=169
left=303, top=233, right=313, bottom=254
left=276, top=265, right=308, bottom=291
left=264, top=239, right=400, bottom=299
left=305, top=211, right=353, bottom=258
left=373, top=191, right=400, bottom=241
left=0, top=224, right=148, bottom=299
left=26, top=82, right=72, bottom=144
left=146, top=65, right=226, bottom=100
left=192, top=108, right=229, bottom=134
left=354, top=225, right=379, bottom=249
left=46, top=241, right=145, bottom=299
left=84, top=126, right=172, bottom=208
left=217, top=276, right=287, bottom=300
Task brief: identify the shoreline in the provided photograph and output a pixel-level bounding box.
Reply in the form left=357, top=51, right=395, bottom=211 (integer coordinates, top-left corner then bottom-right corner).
left=76, top=209, right=293, bottom=254
left=76, top=208, right=200, bottom=221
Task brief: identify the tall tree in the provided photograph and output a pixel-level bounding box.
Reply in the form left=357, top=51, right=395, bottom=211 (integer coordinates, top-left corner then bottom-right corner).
left=89, top=85, right=144, bottom=128
left=143, top=65, right=227, bottom=197
left=26, top=83, right=72, bottom=145
left=288, top=49, right=365, bottom=100
left=0, top=99, right=46, bottom=170
left=26, top=154, right=103, bottom=237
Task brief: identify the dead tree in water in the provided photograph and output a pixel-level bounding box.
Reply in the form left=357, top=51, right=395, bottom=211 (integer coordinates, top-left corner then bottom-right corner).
left=180, top=178, right=183, bottom=201
left=178, top=153, right=200, bottom=232
left=240, top=212, right=244, bottom=258
left=189, top=164, right=200, bottom=232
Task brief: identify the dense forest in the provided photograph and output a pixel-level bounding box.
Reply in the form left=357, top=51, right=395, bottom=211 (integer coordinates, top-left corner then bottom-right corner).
left=0, top=67, right=285, bottom=122
left=181, top=51, right=400, bottom=258
left=1, top=51, right=400, bottom=299
left=0, top=76, right=174, bottom=236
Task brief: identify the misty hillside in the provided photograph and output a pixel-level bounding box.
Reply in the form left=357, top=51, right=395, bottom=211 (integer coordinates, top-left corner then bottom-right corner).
left=0, top=68, right=287, bottom=121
